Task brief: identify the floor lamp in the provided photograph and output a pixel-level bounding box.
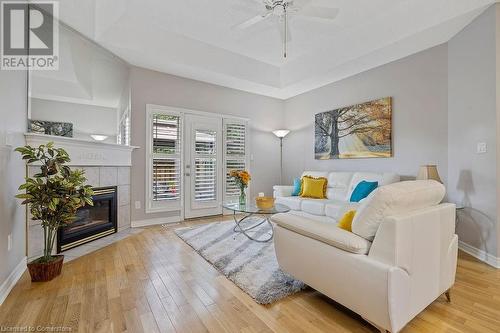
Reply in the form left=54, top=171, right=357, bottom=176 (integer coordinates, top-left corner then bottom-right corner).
left=272, top=129, right=290, bottom=185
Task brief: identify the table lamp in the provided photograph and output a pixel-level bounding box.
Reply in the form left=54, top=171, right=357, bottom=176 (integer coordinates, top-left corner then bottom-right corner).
left=416, top=165, right=442, bottom=183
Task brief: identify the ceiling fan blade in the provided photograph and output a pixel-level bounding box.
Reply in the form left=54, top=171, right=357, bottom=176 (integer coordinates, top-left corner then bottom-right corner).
left=232, top=12, right=271, bottom=30
left=297, top=6, right=339, bottom=21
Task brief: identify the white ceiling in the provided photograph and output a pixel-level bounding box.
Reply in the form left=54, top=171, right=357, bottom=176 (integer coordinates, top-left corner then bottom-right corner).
left=51, top=0, right=497, bottom=99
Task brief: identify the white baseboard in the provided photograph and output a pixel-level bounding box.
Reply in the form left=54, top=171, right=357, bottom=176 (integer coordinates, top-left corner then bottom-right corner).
left=131, top=216, right=182, bottom=228
left=458, top=241, right=500, bottom=268
left=0, top=256, right=27, bottom=305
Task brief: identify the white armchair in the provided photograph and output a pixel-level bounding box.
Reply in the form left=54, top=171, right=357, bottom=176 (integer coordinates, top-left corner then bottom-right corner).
left=272, top=180, right=458, bottom=332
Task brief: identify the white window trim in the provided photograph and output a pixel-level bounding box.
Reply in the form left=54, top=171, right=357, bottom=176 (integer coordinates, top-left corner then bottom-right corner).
left=145, top=105, right=184, bottom=214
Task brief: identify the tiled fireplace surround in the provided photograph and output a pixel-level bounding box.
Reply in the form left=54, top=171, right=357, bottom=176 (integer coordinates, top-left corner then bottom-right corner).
left=25, top=133, right=138, bottom=261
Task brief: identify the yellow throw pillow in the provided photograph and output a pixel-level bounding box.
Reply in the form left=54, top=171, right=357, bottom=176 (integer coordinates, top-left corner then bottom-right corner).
left=338, top=210, right=356, bottom=232
left=299, top=175, right=328, bottom=199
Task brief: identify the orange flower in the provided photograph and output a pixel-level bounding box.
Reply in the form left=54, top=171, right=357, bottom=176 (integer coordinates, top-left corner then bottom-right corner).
left=230, top=170, right=251, bottom=187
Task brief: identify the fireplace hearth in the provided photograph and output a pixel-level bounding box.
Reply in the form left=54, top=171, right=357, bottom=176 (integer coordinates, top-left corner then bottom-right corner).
left=57, top=186, right=118, bottom=252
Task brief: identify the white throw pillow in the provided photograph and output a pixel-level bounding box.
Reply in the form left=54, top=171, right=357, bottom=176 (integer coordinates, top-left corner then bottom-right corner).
left=351, top=180, right=446, bottom=240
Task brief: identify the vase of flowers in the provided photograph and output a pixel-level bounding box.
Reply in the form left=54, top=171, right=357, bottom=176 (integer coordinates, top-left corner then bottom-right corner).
left=16, top=142, right=94, bottom=282
left=229, top=170, right=251, bottom=205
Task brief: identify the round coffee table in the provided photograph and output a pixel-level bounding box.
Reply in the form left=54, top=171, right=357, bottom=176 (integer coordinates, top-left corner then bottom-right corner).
left=223, top=202, right=290, bottom=242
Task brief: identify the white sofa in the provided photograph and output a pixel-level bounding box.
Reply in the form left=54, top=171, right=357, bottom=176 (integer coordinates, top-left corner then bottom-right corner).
left=271, top=174, right=458, bottom=333
left=273, top=171, right=400, bottom=222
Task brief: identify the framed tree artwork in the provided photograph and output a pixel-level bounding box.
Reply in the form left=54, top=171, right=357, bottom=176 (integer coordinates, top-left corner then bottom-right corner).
left=315, top=97, right=392, bottom=159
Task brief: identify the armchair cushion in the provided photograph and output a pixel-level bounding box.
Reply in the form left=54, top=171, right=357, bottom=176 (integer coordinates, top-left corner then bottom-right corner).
left=272, top=213, right=372, bottom=254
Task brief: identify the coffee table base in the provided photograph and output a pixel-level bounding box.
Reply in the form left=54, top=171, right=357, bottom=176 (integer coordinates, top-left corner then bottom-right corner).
left=232, top=211, right=273, bottom=242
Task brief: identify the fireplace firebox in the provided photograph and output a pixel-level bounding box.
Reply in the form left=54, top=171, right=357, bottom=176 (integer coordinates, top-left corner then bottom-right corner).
left=57, top=186, right=118, bottom=252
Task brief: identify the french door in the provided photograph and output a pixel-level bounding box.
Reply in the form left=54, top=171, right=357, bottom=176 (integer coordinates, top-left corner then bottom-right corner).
left=146, top=104, right=248, bottom=221
left=184, top=114, right=223, bottom=218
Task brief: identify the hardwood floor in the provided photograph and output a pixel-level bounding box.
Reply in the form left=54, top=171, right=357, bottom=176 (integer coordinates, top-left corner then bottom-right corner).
left=1, top=216, right=500, bottom=333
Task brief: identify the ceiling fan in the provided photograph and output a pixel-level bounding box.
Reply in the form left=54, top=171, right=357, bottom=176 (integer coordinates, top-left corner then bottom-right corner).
left=233, top=0, right=339, bottom=58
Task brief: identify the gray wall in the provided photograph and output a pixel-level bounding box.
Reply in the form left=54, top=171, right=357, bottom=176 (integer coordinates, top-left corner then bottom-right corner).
left=283, top=44, right=449, bottom=185
left=448, top=5, right=498, bottom=257
left=130, top=67, right=284, bottom=223
left=0, top=69, right=27, bottom=292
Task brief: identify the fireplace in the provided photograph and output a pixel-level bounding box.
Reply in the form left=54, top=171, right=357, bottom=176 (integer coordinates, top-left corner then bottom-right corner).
left=57, top=186, right=118, bottom=252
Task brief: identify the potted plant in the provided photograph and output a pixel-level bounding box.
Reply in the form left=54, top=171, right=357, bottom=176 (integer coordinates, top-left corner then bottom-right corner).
left=15, top=142, right=94, bottom=282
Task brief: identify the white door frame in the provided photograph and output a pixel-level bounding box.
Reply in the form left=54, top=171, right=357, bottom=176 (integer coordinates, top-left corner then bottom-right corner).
left=184, top=114, right=223, bottom=219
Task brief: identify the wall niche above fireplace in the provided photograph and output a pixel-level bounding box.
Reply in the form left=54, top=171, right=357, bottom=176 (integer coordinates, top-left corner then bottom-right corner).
left=58, top=187, right=118, bottom=252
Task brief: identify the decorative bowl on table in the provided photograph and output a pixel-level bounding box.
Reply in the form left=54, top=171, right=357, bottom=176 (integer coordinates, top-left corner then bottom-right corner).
left=255, top=196, right=275, bottom=209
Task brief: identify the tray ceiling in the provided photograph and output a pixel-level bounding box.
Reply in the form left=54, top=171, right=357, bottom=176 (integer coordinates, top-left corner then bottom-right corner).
left=53, top=0, right=498, bottom=99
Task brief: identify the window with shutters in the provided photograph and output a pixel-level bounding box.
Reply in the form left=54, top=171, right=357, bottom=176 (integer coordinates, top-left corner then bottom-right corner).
left=146, top=108, right=182, bottom=213
left=194, top=130, right=217, bottom=202
left=224, top=120, right=248, bottom=202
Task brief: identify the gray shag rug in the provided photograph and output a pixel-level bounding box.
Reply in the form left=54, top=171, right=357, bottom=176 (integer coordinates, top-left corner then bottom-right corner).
left=174, top=220, right=306, bottom=304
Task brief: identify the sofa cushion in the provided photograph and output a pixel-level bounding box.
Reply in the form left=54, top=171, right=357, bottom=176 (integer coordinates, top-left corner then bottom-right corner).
left=326, top=172, right=353, bottom=200
left=301, top=199, right=331, bottom=216
left=271, top=213, right=372, bottom=254
left=289, top=210, right=336, bottom=224
left=275, top=196, right=304, bottom=210
left=325, top=200, right=360, bottom=220
left=351, top=180, right=446, bottom=240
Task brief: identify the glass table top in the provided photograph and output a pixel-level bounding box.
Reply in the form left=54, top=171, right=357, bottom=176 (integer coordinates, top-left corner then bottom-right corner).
left=223, top=202, right=290, bottom=215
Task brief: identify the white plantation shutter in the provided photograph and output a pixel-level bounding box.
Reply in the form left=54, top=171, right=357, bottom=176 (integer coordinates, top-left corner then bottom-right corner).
left=194, top=130, right=217, bottom=202
left=224, top=119, right=249, bottom=201
left=147, top=109, right=182, bottom=212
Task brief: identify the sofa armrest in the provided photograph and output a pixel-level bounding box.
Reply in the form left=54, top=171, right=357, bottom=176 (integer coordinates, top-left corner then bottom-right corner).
left=273, top=185, right=294, bottom=198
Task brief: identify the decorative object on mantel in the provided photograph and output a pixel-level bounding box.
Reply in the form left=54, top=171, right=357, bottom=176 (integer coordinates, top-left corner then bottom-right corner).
left=28, top=120, right=73, bottom=138
left=15, top=142, right=94, bottom=282
left=272, top=129, right=290, bottom=185
left=315, top=97, right=392, bottom=160
left=229, top=170, right=251, bottom=205
left=417, top=165, right=442, bottom=183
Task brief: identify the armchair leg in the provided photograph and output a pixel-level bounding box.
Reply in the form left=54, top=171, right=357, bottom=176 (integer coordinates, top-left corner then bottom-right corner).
left=445, top=289, right=451, bottom=302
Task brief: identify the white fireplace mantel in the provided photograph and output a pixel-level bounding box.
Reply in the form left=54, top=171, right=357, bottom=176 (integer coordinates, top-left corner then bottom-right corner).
left=24, top=133, right=139, bottom=166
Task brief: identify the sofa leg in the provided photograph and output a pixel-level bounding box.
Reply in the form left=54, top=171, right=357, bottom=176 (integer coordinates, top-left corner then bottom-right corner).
left=445, top=289, right=451, bottom=302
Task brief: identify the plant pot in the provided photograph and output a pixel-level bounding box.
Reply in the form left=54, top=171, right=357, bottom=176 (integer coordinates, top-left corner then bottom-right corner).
left=27, top=255, right=64, bottom=282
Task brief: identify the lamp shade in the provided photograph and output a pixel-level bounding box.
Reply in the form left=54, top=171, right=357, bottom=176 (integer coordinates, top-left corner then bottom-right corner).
left=272, top=129, right=290, bottom=138
left=416, top=165, right=442, bottom=183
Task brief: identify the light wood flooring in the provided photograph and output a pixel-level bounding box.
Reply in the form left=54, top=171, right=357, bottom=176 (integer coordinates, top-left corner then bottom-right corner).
left=1, top=216, right=500, bottom=333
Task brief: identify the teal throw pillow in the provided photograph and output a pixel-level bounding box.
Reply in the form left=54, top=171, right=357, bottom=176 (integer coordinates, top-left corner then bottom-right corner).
left=350, top=181, right=378, bottom=202
left=291, top=177, right=301, bottom=196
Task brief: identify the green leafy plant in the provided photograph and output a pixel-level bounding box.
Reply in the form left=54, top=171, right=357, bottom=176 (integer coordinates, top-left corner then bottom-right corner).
left=15, top=142, right=94, bottom=263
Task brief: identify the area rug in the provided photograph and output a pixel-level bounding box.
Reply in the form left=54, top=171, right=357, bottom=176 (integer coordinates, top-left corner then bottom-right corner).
left=174, top=220, right=306, bottom=304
